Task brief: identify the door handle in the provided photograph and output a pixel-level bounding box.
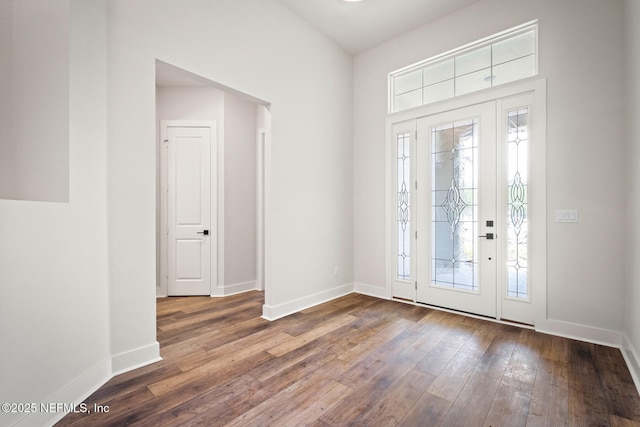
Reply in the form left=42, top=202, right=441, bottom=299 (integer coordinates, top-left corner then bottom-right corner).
left=478, top=233, right=494, bottom=239
left=197, top=230, right=209, bottom=235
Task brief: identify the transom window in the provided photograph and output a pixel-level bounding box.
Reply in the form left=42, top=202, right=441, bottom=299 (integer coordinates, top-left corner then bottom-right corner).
left=389, top=21, right=538, bottom=113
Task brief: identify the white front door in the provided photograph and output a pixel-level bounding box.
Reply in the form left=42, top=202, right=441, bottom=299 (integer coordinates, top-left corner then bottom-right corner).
left=390, top=83, right=545, bottom=325
left=166, top=124, right=213, bottom=296
left=416, top=102, right=497, bottom=318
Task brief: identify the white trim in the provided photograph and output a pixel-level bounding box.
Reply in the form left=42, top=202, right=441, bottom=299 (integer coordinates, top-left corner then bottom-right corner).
left=536, top=319, right=623, bottom=348
left=255, top=107, right=272, bottom=297
left=384, top=117, right=395, bottom=303
left=256, top=126, right=266, bottom=292
left=622, top=334, right=640, bottom=396
left=111, top=341, right=162, bottom=376
left=354, top=282, right=392, bottom=299
left=388, top=77, right=545, bottom=124
left=11, top=357, right=112, bottom=427
left=262, top=108, right=273, bottom=309
left=211, top=280, right=259, bottom=297
left=216, top=119, right=225, bottom=296
left=261, top=283, right=354, bottom=321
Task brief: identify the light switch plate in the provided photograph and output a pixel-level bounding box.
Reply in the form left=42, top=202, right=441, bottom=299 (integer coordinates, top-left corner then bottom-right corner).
left=555, top=209, right=578, bottom=223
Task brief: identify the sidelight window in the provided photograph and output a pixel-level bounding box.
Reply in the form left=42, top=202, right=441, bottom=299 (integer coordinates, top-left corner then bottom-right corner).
left=506, top=108, right=529, bottom=299
left=397, top=132, right=412, bottom=281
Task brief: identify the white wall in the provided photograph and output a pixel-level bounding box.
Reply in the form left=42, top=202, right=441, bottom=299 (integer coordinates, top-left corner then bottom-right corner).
left=224, top=92, right=257, bottom=289
left=353, top=0, right=626, bottom=335
left=0, top=0, right=12, bottom=199
left=0, top=0, right=70, bottom=202
left=108, top=0, right=353, bottom=364
left=624, top=0, right=640, bottom=385
left=0, top=1, right=110, bottom=426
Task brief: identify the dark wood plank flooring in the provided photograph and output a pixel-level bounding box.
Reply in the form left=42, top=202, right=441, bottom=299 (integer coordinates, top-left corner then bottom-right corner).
left=56, top=291, right=640, bottom=426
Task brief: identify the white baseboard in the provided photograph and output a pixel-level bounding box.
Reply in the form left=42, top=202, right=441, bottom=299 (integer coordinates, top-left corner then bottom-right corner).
left=354, top=282, right=391, bottom=299
left=262, top=283, right=354, bottom=321
left=211, top=280, right=258, bottom=297
left=12, top=357, right=111, bottom=427
left=622, top=334, right=640, bottom=396
left=536, top=318, right=624, bottom=348
left=111, top=341, right=162, bottom=376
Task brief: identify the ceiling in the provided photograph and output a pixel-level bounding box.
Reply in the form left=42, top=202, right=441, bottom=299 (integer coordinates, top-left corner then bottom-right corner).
left=156, top=0, right=482, bottom=86
left=277, top=0, right=481, bottom=55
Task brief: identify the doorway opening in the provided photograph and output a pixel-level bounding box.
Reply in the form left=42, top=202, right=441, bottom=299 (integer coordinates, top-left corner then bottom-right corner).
left=387, top=79, right=547, bottom=327
left=155, top=60, right=271, bottom=304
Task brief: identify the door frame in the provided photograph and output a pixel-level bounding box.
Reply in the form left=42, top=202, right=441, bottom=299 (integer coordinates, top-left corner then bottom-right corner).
left=159, top=120, right=220, bottom=297
left=256, top=119, right=272, bottom=293
left=385, top=78, right=547, bottom=325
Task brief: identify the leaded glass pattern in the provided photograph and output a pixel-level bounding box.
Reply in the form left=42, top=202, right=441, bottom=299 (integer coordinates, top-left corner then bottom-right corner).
left=397, top=132, right=411, bottom=281
left=431, top=120, right=478, bottom=291
left=506, top=109, right=529, bottom=298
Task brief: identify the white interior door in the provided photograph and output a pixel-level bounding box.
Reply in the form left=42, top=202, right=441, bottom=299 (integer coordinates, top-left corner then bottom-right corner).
left=166, top=125, right=212, bottom=296
left=416, top=102, right=497, bottom=318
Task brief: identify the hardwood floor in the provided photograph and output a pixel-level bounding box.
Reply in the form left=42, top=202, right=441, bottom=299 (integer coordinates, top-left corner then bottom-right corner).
left=56, top=291, right=640, bottom=426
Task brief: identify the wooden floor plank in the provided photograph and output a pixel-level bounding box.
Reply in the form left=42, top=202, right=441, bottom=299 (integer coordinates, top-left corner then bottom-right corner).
left=399, top=391, right=452, bottom=427
left=526, top=357, right=569, bottom=427
left=54, top=291, right=640, bottom=427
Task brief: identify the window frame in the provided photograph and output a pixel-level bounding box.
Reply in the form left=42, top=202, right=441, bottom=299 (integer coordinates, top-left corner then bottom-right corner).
left=389, top=20, right=538, bottom=114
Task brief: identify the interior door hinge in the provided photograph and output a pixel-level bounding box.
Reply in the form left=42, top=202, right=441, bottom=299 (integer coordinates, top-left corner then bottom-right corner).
left=415, top=230, right=417, bottom=239
left=415, top=130, right=418, bottom=139
left=415, top=180, right=417, bottom=190
left=415, top=281, right=417, bottom=289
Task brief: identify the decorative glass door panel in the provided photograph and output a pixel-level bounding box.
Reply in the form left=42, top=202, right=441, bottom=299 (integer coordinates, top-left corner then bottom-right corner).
left=431, top=120, right=479, bottom=292
left=392, top=120, right=417, bottom=301
left=499, top=92, right=536, bottom=325
left=506, top=108, right=529, bottom=298
left=416, top=102, right=497, bottom=318
left=397, top=131, right=412, bottom=282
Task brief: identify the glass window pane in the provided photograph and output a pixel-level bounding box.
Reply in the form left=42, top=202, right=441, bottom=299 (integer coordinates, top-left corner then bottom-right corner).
left=433, top=125, right=454, bottom=153
left=394, top=88, right=422, bottom=112
left=432, top=120, right=479, bottom=291
left=492, top=30, right=535, bottom=65
left=397, top=132, right=411, bottom=281
left=394, top=69, right=422, bottom=95
left=423, top=79, right=454, bottom=104
left=455, top=68, right=492, bottom=96
left=423, top=59, right=454, bottom=86
left=453, top=121, right=476, bottom=150
left=492, top=54, right=535, bottom=86
left=432, top=151, right=454, bottom=190
left=389, top=23, right=537, bottom=111
left=506, top=109, right=529, bottom=298
left=455, top=45, right=491, bottom=76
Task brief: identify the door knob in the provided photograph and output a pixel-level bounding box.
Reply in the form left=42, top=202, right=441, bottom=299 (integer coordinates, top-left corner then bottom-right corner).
left=197, top=230, right=209, bottom=235
left=478, top=233, right=494, bottom=239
